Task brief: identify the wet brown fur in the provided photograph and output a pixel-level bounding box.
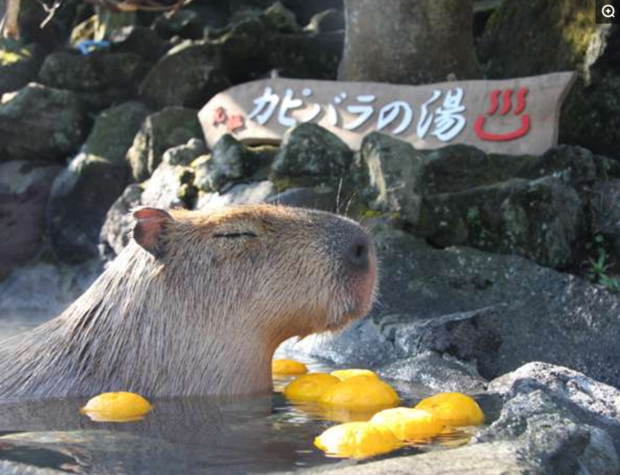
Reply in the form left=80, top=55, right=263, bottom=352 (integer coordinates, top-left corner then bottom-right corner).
left=0, top=205, right=376, bottom=401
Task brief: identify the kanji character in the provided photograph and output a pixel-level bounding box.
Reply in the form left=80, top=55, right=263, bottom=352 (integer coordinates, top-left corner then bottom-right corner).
left=377, top=101, right=414, bottom=135
left=417, top=90, right=442, bottom=138
left=432, top=88, right=467, bottom=142
left=474, top=87, right=531, bottom=141
left=248, top=87, right=280, bottom=125
left=344, top=94, right=376, bottom=131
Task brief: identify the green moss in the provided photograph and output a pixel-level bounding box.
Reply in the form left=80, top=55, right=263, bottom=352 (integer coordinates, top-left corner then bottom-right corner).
left=0, top=45, right=31, bottom=66
left=191, top=154, right=211, bottom=169
left=361, top=209, right=382, bottom=219
left=562, top=9, right=596, bottom=60
left=271, top=176, right=331, bottom=193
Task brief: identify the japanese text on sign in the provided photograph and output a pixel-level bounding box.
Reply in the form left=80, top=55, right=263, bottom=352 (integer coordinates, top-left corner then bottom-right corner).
left=199, top=73, right=576, bottom=155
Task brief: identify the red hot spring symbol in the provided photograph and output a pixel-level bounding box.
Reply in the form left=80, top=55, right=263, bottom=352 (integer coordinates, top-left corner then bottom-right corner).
left=474, top=87, right=531, bottom=142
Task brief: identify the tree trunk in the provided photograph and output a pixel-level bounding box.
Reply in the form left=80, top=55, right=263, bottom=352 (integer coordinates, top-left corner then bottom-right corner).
left=0, top=0, right=20, bottom=38
left=339, top=0, right=481, bottom=85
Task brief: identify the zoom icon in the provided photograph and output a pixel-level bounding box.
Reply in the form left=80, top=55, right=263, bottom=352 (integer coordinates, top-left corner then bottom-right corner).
left=597, top=0, right=619, bottom=23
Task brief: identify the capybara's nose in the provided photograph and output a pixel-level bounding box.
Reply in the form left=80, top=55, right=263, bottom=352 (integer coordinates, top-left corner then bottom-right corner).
left=345, top=234, right=371, bottom=270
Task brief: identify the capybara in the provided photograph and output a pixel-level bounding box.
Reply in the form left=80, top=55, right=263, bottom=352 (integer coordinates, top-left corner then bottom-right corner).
left=0, top=205, right=377, bottom=400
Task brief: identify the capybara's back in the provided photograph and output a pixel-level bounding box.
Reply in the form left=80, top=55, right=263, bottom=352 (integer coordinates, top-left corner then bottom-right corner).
left=0, top=205, right=377, bottom=400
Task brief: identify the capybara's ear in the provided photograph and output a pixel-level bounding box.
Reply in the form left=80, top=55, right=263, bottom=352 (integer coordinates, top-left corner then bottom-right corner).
left=133, top=208, right=173, bottom=259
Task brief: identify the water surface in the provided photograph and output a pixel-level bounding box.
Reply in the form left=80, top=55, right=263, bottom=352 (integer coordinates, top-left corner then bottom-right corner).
left=0, top=321, right=495, bottom=474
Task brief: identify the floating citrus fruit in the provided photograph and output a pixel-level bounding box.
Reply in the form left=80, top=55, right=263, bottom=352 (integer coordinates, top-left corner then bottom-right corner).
left=414, top=393, right=484, bottom=427
left=81, top=392, right=152, bottom=422
left=284, top=373, right=340, bottom=402
left=370, top=407, right=444, bottom=441
left=330, top=369, right=377, bottom=381
left=314, top=422, right=400, bottom=458
left=272, top=359, right=308, bottom=376
left=318, top=375, right=400, bottom=411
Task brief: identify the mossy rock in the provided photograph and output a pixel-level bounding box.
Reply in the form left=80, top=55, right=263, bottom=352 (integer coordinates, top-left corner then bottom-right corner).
left=419, top=177, right=584, bottom=270
left=478, top=0, right=620, bottom=159
left=479, top=0, right=597, bottom=77
left=193, top=135, right=257, bottom=192
left=126, top=107, right=203, bottom=182
left=139, top=41, right=230, bottom=109
left=0, top=84, right=89, bottom=163
left=0, top=39, right=44, bottom=95
left=84, top=101, right=151, bottom=164
left=271, top=123, right=353, bottom=181
left=39, top=51, right=147, bottom=93
left=560, top=74, right=620, bottom=161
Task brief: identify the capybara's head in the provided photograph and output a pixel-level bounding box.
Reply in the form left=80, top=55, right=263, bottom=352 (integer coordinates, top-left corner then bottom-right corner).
left=133, top=204, right=377, bottom=342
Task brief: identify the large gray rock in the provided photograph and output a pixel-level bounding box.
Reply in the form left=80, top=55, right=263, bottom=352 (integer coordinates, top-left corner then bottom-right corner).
left=140, top=162, right=188, bottom=210
left=281, top=318, right=395, bottom=367
left=0, top=84, right=89, bottom=162
left=488, top=362, right=620, bottom=444
left=271, top=124, right=353, bottom=183
left=0, top=39, right=44, bottom=95
left=267, top=187, right=338, bottom=212
left=195, top=181, right=276, bottom=210
left=47, top=154, right=128, bottom=264
left=398, top=144, right=607, bottom=271
left=39, top=51, right=146, bottom=94
left=214, top=13, right=343, bottom=84
left=378, top=351, right=488, bottom=394
left=162, top=139, right=208, bottom=167
left=590, top=180, right=620, bottom=269
left=360, top=132, right=425, bottom=224
left=126, top=107, right=203, bottom=182
left=139, top=41, right=230, bottom=109
left=481, top=362, right=620, bottom=472
left=100, top=184, right=144, bottom=257
left=83, top=101, right=151, bottom=163
left=421, top=145, right=599, bottom=195
left=419, top=176, right=585, bottom=270
left=108, top=26, right=170, bottom=62
left=194, top=135, right=256, bottom=192
left=0, top=161, right=62, bottom=281
left=284, top=226, right=620, bottom=388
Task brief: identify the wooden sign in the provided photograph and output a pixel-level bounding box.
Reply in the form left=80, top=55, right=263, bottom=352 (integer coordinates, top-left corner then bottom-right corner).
left=199, top=72, right=576, bottom=155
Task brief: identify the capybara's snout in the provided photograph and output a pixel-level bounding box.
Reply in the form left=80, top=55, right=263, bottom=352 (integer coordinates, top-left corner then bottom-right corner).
left=344, top=232, right=372, bottom=272
left=320, top=215, right=377, bottom=323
